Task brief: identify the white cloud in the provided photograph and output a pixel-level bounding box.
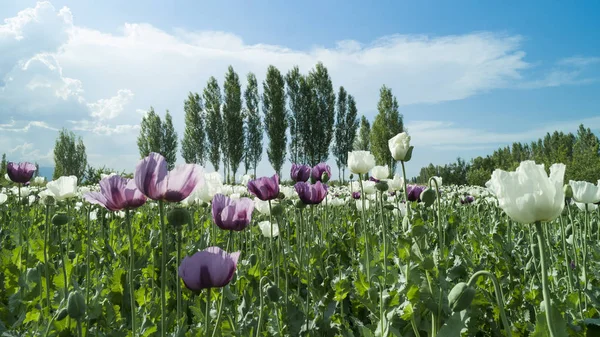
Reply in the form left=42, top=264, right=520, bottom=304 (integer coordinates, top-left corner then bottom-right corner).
left=88, top=89, right=134, bottom=120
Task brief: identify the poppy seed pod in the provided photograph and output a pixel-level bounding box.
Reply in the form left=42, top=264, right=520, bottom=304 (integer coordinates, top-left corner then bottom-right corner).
left=52, top=213, right=69, bottom=226
left=67, top=290, right=86, bottom=320
left=168, top=207, right=191, bottom=229
left=448, top=282, right=476, bottom=312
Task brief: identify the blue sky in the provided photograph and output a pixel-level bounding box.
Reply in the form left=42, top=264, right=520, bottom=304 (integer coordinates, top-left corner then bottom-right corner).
left=0, top=1, right=599, bottom=179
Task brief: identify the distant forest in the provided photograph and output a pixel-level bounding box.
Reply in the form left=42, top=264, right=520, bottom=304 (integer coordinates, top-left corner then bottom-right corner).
left=413, top=124, right=600, bottom=186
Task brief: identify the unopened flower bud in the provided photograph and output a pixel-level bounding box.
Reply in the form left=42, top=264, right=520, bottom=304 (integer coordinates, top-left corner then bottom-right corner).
left=295, top=200, right=307, bottom=209
left=321, top=172, right=330, bottom=183
left=267, top=284, right=281, bottom=302
left=448, top=282, right=476, bottom=312
left=167, top=207, right=191, bottom=229
left=420, top=188, right=436, bottom=207
left=375, top=181, right=389, bottom=192
left=67, top=290, right=86, bottom=320
left=52, top=213, right=69, bottom=226
left=563, top=184, right=573, bottom=199
left=271, top=204, right=284, bottom=216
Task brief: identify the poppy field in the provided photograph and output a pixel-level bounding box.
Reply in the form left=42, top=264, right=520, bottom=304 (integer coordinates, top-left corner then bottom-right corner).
left=2, top=135, right=600, bottom=337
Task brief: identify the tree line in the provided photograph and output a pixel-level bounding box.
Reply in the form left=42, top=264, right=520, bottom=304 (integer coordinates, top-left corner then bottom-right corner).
left=414, top=124, right=600, bottom=185
left=136, top=63, right=405, bottom=182
left=2, top=62, right=408, bottom=185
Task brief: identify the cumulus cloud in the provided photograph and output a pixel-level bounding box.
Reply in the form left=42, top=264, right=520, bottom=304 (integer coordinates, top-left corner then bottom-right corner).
left=88, top=89, right=134, bottom=120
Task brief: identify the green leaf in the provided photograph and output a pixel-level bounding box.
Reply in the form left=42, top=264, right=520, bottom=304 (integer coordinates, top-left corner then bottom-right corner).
left=437, top=311, right=468, bottom=337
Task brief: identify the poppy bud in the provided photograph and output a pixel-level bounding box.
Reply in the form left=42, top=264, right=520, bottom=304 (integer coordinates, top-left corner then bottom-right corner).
left=167, top=207, right=191, bottom=229
left=52, top=213, right=69, bottom=226
left=383, top=204, right=395, bottom=211
left=420, top=188, right=436, bottom=207
left=67, top=290, right=86, bottom=320
left=267, top=284, right=281, bottom=302
left=448, top=282, right=476, bottom=312
left=563, top=184, right=573, bottom=199
left=565, top=224, right=573, bottom=237
left=56, top=308, right=69, bottom=321
left=249, top=254, right=258, bottom=266
left=295, top=200, right=307, bottom=209
left=375, top=181, right=389, bottom=192
left=349, top=174, right=354, bottom=180
left=321, top=172, right=330, bottom=183
left=271, top=204, right=284, bottom=217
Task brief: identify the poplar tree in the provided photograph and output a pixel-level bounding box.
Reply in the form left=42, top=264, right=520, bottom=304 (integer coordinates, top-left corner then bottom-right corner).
left=161, top=111, right=178, bottom=170
left=354, top=115, right=371, bottom=151
left=244, top=72, right=262, bottom=177
left=53, top=128, right=87, bottom=180
left=370, top=85, right=403, bottom=173
left=263, top=65, right=287, bottom=177
left=307, top=62, right=335, bottom=165
left=181, top=92, right=206, bottom=165
left=333, top=86, right=348, bottom=180
left=204, top=76, right=223, bottom=173
left=223, top=66, right=244, bottom=183
left=286, top=66, right=303, bottom=164
left=137, top=107, right=162, bottom=157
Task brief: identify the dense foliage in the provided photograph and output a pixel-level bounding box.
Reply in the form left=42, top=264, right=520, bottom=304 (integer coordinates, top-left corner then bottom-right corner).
left=415, top=124, right=600, bottom=185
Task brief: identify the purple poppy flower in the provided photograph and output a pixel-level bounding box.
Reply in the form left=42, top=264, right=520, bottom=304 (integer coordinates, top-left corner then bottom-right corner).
left=295, top=181, right=328, bottom=205
left=352, top=191, right=361, bottom=200
left=212, top=194, right=254, bottom=231
left=311, top=163, right=331, bottom=182
left=7, top=162, right=36, bottom=184
left=291, top=164, right=311, bottom=182
left=178, top=246, right=240, bottom=291
left=247, top=174, right=280, bottom=201
left=134, top=152, right=202, bottom=202
left=406, top=185, right=425, bottom=202
left=369, top=176, right=380, bottom=183
left=84, top=175, right=147, bottom=211
left=460, top=196, right=475, bottom=204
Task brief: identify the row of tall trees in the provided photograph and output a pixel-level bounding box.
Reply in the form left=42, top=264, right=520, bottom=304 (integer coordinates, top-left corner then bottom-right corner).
left=415, top=124, right=600, bottom=185
left=137, top=108, right=178, bottom=169
left=143, top=63, right=379, bottom=182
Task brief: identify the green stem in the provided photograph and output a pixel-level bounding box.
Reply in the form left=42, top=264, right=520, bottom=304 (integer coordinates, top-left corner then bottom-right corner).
left=176, top=227, right=182, bottom=330
left=255, top=277, right=268, bottom=337
left=400, top=161, right=410, bottom=218
left=58, top=223, right=68, bottom=299
left=467, top=270, right=512, bottom=337
left=380, top=191, right=387, bottom=283
left=85, top=207, right=92, bottom=336
left=558, top=216, right=574, bottom=293
left=358, top=174, right=371, bottom=283
left=534, top=221, right=557, bottom=337
left=126, top=209, right=137, bottom=337
left=159, top=201, right=167, bottom=337
left=583, top=205, right=589, bottom=310
left=44, top=205, right=51, bottom=315
left=205, top=287, right=211, bottom=335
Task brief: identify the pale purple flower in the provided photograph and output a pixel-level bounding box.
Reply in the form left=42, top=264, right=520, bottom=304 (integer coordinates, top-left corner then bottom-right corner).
left=212, top=194, right=254, bottom=231
left=134, top=152, right=202, bottom=202
left=247, top=174, right=279, bottom=201
left=295, top=181, right=328, bottom=205
left=291, top=164, right=311, bottom=182
left=179, top=247, right=240, bottom=291
left=84, top=175, right=146, bottom=211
